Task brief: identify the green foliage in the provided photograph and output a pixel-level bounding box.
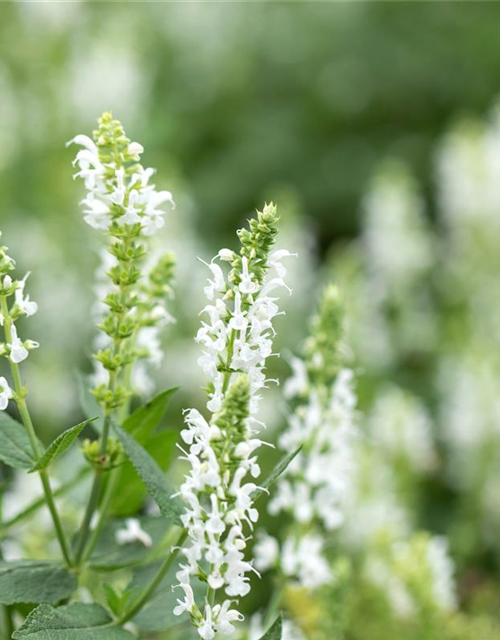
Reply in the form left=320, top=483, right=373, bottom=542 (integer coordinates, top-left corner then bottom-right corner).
left=29, top=418, right=97, bottom=472
left=89, top=516, right=168, bottom=571
left=0, top=561, right=77, bottom=605
left=110, top=389, right=178, bottom=515
left=128, top=561, right=204, bottom=632
left=305, top=284, right=345, bottom=389
left=123, top=388, right=177, bottom=440
left=258, top=615, right=282, bottom=640
left=11, top=603, right=134, bottom=639
left=253, top=446, right=302, bottom=502
left=0, top=412, right=34, bottom=469
left=113, top=422, right=183, bottom=523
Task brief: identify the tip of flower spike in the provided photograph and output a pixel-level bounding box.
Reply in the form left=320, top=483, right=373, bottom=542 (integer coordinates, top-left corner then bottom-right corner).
left=99, top=111, right=114, bottom=124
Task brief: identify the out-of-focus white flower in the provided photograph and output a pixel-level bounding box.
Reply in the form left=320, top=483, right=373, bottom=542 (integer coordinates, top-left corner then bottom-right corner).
left=362, top=160, right=434, bottom=296
left=369, top=384, right=436, bottom=474
left=366, top=533, right=457, bottom=618
left=426, top=536, right=457, bottom=611
left=115, top=518, right=152, bottom=548
left=282, top=534, right=332, bottom=589
left=253, top=532, right=280, bottom=572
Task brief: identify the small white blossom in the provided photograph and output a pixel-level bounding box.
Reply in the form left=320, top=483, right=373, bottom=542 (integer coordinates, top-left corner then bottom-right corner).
left=115, top=518, right=153, bottom=548
left=14, top=274, right=38, bottom=317
left=0, top=376, right=13, bottom=411
left=174, top=205, right=292, bottom=638
left=9, top=324, right=29, bottom=364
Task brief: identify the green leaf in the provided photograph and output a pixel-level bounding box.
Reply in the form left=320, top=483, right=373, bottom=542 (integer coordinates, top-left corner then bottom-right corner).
left=12, top=603, right=134, bottom=639
left=123, top=387, right=177, bottom=442
left=128, top=561, right=204, bottom=631
left=29, top=418, right=98, bottom=473
left=113, top=422, right=183, bottom=524
left=258, top=615, right=283, bottom=640
left=89, top=516, right=169, bottom=571
left=0, top=412, right=35, bottom=469
left=111, top=430, right=178, bottom=517
left=103, top=584, right=123, bottom=617
left=253, top=446, right=302, bottom=501
left=0, top=560, right=77, bottom=604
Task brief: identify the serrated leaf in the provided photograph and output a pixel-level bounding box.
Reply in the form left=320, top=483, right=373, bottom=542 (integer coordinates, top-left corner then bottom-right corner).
left=103, top=583, right=122, bottom=616
left=123, top=388, right=177, bottom=442
left=253, top=446, right=302, bottom=501
left=12, top=603, right=134, bottom=639
left=0, top=560, right=77, bottom=604
left=0, top=412, right=35, bottom=469
left=113, top=422, right=183, bottom=524
left=258, top=615, right=283, bottom=640
left=29, top=418, right=97, bottom=473
left=111, top=430, right=177, bottom=517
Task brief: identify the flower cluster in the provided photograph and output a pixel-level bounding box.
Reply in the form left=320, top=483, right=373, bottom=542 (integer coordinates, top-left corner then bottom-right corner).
left=69, top=112, right=175, bottom=413
left=256, top=285, right=357, bottom=589
left=173, top=204, right=293, bottom=639
left=365, top=533, right=457, bottom=618
left=0, top=233, right=39, bottom=410
left=369, top=384, right=436, bottom=474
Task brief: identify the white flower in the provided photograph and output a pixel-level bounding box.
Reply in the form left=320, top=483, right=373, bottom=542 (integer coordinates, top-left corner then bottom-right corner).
left=282, top=534, right=332, bottom=589
left=427, top=536, right=457, bottom=611
left=115, top=518, right=152, bottom=548
left=0, top=376, right=13, bottom=411
left=173, top=581, right=196, bottom=617
left=14, top=274, right=38, bottom=317
left=254, top=532, right=279, bottom=572
left=8, top=324, right=29, bottom=364
left=175, top=206, right=292, bottom=638
left=69, top=125, right=175, bottom=235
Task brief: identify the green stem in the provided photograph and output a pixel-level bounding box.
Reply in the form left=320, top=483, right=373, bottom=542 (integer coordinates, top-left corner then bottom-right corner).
left=80, top=467, right=120, bottom=563
left=263, top=573, right=286, bottom=630
left=0, top=467, right=89, bottom=534
left=0, top=604, right=13, bottom=638
left=0, top=296, right=73, bottom=567
left=117, top=528, right=187, bottom=626
left=73, top=415, right=115, bottom=565
left=0, top=548, right=13, bottom=637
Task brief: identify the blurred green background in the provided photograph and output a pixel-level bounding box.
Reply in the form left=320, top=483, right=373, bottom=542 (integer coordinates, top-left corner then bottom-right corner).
left=2, top=1, right=500, bottom=429
left=2, top=2, right=500, bottom=245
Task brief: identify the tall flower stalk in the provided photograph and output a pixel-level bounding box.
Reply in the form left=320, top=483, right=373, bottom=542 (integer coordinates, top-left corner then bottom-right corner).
left=256, top=285, right=357, bottom=591
left=173, top=204, right=293, bottom=639
left=0, top=236, right=73, bottom=565
left=68, top=112, right=175, bottom=563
